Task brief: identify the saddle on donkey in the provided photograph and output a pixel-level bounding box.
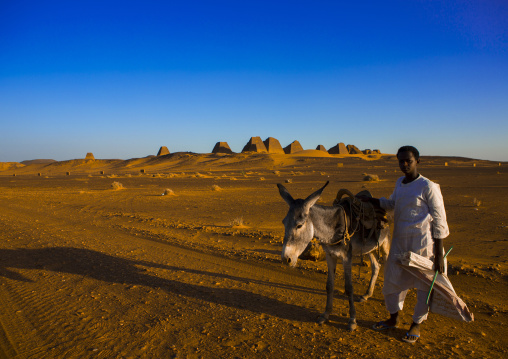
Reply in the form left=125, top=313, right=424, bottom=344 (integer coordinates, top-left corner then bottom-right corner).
left=333, top=188, right=390, bottom=247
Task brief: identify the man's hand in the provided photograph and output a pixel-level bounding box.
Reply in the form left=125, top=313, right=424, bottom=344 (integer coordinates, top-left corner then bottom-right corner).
left=433, top=237, right=445, bottom=274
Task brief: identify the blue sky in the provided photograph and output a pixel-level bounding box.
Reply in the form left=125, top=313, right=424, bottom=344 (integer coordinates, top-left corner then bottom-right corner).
left=1, top=0, right=507, bottom=162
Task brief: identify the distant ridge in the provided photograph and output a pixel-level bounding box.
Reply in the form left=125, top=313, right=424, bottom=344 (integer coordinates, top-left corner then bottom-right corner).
left=21, top=159, right=57, bottom=165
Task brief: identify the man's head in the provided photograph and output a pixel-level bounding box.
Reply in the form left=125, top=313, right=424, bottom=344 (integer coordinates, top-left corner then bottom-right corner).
left=396, top=145, right=420, bottom=176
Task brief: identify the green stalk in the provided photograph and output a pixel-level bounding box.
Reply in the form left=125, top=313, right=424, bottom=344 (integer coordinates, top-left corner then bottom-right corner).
left=426, top=246, right=453, bottom=305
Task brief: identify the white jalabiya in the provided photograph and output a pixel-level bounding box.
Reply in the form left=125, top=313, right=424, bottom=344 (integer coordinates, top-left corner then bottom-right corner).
left=380, top=174, right=449, bottom=295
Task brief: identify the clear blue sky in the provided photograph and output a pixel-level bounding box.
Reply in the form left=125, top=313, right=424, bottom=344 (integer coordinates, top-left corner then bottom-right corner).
left=1, top=0, right=507, bottom=162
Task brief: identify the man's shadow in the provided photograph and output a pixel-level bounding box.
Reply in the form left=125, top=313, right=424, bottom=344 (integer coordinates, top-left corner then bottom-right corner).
left=0, top=247, right=321, bottom=322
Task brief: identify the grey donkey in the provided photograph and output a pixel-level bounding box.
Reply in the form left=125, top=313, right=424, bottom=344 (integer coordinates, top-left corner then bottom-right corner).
left=277, top=181, right=390, bottom=331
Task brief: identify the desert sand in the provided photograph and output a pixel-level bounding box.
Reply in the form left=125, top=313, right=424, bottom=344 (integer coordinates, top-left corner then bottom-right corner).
left=0, top=152, right=506, bottom=358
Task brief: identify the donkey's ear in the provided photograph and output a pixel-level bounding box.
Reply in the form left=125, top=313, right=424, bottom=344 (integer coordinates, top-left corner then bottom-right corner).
left=304, top=181, right=329, bottom=211
left=277, top=183, right=294, bottom=206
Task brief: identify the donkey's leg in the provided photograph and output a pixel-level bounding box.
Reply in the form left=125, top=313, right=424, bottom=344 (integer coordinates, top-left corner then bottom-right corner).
left=317, top=253, right=337, bottom=324
left=359, top=252, right=380, bottom=302
left=343, top=248, right=357, bottom=331
left=381, top=235, right=390, bottom=261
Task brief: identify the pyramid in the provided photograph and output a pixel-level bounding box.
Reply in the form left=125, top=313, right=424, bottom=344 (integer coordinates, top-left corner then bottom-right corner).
left=316, top=145, right=327, bottom=152
left=328, top=143, right=348, bottom=155
left=212, top=142, right=233, bottom=154
left=283, top=140, right=304, bottom=154
left=263, top=137, right=285, bottom=154
left=157, top=146, right=170, bottom=156
left=241, top=137, right=268, bottom=153
left=85, top=152, right=95, bottom=160
left=347, top=144, right=362, bottom=154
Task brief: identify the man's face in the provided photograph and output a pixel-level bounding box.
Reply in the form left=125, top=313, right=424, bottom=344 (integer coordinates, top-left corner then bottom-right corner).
left=397, top=151, right=419, bottom=175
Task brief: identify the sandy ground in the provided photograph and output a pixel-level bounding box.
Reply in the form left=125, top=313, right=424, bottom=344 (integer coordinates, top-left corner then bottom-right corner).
left=0, top=153, right=507, bottom=358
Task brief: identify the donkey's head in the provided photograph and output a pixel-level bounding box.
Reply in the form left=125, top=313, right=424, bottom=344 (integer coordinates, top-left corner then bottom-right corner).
left=277, top=181, right=329, bottom=267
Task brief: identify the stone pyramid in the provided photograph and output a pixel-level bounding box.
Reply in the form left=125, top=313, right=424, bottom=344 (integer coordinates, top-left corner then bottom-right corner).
left=347, top=144, right=362, bottom=154
left=212, top=141, right=233, bottom=154
left=316, top=145, right=327, bottom=152
left=283, top=140, right=304, bottom=154
left=263, top=137, right=285, bottom=154
left=241, top=136, right=268, bottom=153
left=157, top=146, right=170, bottom=156
left=328, top=143, right=348, bottom=154
left=85, top=152, right=95, bottom=160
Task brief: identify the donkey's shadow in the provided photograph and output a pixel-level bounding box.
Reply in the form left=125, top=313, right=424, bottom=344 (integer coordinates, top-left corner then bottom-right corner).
left=0, top=246, right=319, bottom=322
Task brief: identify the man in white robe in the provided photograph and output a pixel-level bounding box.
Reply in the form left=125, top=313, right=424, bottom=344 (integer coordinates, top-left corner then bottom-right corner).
left=362, top=146, right=449, bottom=343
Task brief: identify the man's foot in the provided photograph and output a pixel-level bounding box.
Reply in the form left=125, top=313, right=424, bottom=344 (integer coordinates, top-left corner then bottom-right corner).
left=372, top=312, right=399, bottom=331
left=402, top=322, right=420, bottom=343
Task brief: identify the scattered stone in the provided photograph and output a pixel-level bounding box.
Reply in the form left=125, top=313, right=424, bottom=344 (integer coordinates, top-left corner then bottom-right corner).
left=363, top=174, right=380, bottom=182
left=162, top=188, right=175, bottom=196
left=111, top=181, right=124, bottom=190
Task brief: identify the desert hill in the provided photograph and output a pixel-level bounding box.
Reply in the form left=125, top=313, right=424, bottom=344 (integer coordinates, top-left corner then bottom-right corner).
left=0, top=149, right=506, bottom=358
left=0, top=162, right=25, bottom=171
left=20, top=159, right=57, bottom=165
left=1, top=152, right=502, bottom=177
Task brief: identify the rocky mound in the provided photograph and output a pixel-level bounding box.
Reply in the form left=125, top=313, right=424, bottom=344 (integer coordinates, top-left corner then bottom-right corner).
left=20, top=159, right=57, bottom=165
left=347, top=144, right=362, bottom=154
left=0, top=162, right=25, bottom=171
left=85, top=153, right=95, bottom=160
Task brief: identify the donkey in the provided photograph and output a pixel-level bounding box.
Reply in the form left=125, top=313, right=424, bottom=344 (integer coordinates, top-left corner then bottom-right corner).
left=277, top=181, right=390, bottom=331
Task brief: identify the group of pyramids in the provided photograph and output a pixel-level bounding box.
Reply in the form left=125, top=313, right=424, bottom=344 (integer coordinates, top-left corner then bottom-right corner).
left=154, top=137, right=380, bottom=157
left=211, top=137, right=380, bottom=155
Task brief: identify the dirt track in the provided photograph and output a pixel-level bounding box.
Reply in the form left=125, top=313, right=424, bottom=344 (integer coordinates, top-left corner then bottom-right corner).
left=0, top=154, right=507, bottom=358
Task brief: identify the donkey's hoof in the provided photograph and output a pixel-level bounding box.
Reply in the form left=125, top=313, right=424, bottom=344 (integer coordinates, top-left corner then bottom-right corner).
left=358, top=295, right=369, bottom=303
left=347, top=320, right=357, bottom=331
left=317, top=314, right=328, bottom=325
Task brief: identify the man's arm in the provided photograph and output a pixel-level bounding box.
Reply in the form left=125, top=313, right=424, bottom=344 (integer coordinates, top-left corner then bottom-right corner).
left=433, top=237, right=445, bottom=273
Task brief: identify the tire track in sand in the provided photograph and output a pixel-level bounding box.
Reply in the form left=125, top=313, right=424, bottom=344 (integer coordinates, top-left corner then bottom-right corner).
left=0, top=195, right=336, bottom=358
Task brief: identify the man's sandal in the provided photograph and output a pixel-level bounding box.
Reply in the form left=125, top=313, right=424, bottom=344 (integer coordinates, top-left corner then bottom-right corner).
left=372, top=321, right=398, bottom=331
left=402, top=333, right=420, bottom=343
